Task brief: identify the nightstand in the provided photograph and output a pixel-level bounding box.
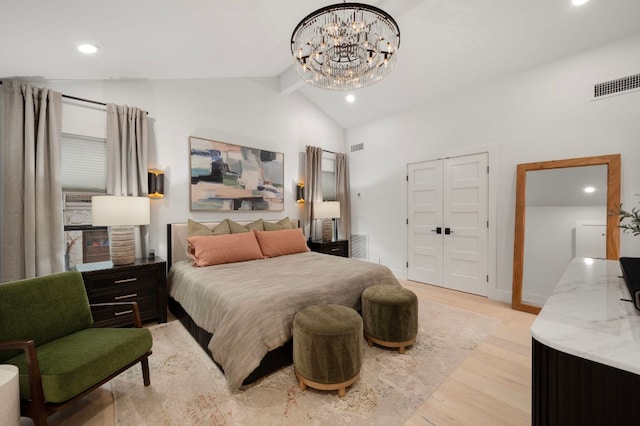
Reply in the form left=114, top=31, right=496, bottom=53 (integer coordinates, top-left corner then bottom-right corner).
left=76, top=258, right=167, bottom=327
left=308, top=240, right=349, bottom=258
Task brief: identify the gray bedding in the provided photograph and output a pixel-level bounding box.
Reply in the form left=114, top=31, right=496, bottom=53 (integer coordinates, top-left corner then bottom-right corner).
left=168, top=251, right=400, bottom=390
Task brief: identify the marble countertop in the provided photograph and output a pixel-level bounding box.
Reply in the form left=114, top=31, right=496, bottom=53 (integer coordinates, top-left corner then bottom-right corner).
left=531, top=257, right=640, bottom=374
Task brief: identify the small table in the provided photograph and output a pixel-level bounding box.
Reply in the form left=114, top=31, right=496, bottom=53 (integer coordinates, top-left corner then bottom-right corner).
left=0, top=365, right=20, bottom=426
left=308, top=239, right=349, bottom=257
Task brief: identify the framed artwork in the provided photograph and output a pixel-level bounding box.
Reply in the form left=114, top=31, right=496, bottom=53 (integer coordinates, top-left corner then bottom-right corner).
left=189, top=136, right=284, bottom=211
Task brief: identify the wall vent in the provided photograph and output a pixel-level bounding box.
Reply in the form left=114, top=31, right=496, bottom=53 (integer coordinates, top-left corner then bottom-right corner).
left=351, top=234, right=368, bottom=261
left=350, top=143, right=364, bottom=152
left=593, top=73, right=640, bottom=99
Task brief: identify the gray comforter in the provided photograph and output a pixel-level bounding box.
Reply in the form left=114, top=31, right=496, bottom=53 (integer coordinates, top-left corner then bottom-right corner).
left=168, top=251, right=400, bottom=390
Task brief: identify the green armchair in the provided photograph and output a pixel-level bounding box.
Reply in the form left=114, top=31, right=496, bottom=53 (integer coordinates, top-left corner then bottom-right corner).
left=0, top=271, right=152, bottom=425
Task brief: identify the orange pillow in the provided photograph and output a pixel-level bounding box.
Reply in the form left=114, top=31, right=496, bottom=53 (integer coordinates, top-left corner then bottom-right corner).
left=187, top=232, right=264, bottom=267
left=254, top=228, right=310, bottom=258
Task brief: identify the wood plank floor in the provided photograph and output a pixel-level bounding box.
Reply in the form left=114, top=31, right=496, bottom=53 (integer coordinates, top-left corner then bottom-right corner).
left=42, top=280, right=536, bottom=425
left=402, top=280, right=536, bottom=426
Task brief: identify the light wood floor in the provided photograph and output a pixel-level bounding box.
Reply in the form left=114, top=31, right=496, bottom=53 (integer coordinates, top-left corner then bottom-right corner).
left=39, top=281, right=535, bottom=426
left=402, top=280, right=536, bottom=426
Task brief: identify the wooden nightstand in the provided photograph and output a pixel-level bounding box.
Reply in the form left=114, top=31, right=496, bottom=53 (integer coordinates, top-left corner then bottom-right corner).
left=76, top=258, right=167, bottom=327
left=308, top=240, right=349, bottom=258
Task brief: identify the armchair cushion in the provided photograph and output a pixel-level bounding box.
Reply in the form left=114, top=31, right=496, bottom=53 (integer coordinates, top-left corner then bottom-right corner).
left=7, top=327, right=152, bottom=403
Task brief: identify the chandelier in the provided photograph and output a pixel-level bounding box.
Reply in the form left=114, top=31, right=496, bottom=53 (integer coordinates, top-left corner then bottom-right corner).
left=290, top=2, right=401, bottom=91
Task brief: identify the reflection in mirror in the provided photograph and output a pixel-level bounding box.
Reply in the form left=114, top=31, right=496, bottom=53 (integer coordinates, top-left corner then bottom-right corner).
left=512, top=154, right=620, bottom=314
left=522, top=165, right=607, bottom=306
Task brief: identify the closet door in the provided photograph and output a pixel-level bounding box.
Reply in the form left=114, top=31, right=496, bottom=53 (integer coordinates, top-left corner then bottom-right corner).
left=407, top=159, right=443, bottom=285
left=442, top=153, right=488, bottom=296
left=407, top=153, right=488, bottom=296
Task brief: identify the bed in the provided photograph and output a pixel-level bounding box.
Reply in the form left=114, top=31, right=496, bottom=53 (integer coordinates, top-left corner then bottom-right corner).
left=167, top=219, right=401, bottom=391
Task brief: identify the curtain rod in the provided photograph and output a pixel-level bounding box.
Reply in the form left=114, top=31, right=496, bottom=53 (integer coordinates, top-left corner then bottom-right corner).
left=0, top=80, right=148, bottom=114
left=323, top=149, right=337, bottom=154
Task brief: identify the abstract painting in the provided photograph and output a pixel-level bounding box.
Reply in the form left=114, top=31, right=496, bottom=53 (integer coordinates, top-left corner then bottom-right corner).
left=189, top=136, right=284, bottom=211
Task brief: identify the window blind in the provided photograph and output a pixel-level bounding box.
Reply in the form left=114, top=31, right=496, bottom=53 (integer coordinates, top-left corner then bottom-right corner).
left=61, top=133, right=107, bottom=192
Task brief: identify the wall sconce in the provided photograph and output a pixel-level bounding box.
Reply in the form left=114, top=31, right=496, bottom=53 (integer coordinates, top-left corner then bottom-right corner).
left=148, top=169, right=164, bottom=199
left=296, top=182, right=305, bottom=203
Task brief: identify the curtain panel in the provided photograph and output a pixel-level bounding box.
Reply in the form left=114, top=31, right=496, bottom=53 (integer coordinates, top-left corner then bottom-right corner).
left=106, top=104, right=149, bottom=258
left=336, top=153, right=352, bottom=256
left=1, top=81, right=64, bottom=282
left=304, top=146, right=323, bottom=241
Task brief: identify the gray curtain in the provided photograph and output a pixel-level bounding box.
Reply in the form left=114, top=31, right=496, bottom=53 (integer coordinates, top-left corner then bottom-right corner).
left=1, top=81, right=64, bottom=282
left=336, top=153, right=352, bottom=256
left=304, top=146, right=323, bottom=241
left=106, top=103, right=148, bottom=257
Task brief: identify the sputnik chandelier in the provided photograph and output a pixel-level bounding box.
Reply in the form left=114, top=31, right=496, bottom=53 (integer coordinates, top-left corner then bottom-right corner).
left=290, top=2, right=401, bottom=91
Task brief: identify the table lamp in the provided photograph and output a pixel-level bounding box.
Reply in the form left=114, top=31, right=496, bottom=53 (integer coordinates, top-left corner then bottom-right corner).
left=314, top=201, right=341, bottom=242
left=92, top=196, right=150, bottom=265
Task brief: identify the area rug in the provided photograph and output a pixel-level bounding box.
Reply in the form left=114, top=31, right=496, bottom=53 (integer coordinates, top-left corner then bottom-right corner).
left=112, top=298, right=500, bottom=425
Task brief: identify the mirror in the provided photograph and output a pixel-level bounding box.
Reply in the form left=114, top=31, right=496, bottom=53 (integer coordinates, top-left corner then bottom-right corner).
left=512, top=154, right=620, bottom=314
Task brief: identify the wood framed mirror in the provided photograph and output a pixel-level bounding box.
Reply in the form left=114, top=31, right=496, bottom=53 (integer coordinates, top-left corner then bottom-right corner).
left=512, top=154, right=621, bottom=314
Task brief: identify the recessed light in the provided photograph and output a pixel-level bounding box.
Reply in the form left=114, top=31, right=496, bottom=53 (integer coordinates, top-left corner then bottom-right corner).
left=77, top=44, right=99, bottom=54
left=572, top=0, right=589, bottom=6
left=584, top=186, right=595, bottom=193
left=345, top=94, right=356, bottom=103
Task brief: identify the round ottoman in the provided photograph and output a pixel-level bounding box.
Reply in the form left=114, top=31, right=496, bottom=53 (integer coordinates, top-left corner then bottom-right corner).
left=362, top=285, right=418, bottom=354
left=293, top=304, right=363, bottom=397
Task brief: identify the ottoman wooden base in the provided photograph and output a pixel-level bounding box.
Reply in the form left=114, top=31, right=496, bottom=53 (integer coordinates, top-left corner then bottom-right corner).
left=295, top=369, right=360, bottom=398
left=365, top=334, right=416, bottom=354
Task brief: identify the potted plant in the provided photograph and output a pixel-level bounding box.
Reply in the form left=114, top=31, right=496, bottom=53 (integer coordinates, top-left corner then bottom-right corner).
left=617, top=201, right=640, bottom=236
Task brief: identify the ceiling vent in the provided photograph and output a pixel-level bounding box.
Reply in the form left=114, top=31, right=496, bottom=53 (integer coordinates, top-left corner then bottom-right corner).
left=350, top=143, right=364, bottom=152
left=593, top=73, right=640, bottom=99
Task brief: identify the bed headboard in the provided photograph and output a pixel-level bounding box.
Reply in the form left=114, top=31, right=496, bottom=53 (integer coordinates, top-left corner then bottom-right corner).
left=167, top=219, right=300, bottom=269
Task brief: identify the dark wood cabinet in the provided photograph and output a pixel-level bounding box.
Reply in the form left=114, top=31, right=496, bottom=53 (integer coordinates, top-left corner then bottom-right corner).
left=308, top=240, right=349, bottom=257
left=78, top=258, right=167, bottom=327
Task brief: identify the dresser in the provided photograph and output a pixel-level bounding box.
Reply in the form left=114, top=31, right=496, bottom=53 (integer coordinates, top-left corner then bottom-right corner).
left=77, top=258, right=167, bottom=327
left=308, top=239, right=349, bottom=257
left=531, top=258, right=640, bottom=425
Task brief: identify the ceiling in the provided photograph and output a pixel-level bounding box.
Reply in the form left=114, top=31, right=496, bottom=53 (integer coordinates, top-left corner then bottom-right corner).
left=1, top=0, right=640, bottom=128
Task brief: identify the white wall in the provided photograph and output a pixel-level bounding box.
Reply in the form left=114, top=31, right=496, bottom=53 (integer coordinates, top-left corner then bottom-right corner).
left=47, top=77, right=345, bottom=261
left=347, top=34, right=640, bottom=302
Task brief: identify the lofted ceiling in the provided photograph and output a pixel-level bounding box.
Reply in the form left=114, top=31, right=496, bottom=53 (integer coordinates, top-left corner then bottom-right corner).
left=1, top=0, right=640, bottom=128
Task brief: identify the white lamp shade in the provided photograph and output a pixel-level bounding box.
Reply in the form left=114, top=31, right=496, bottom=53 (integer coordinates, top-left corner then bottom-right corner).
left=314, top=201, right=341, bottom=219
left=92, top=196, right=150, bottom=226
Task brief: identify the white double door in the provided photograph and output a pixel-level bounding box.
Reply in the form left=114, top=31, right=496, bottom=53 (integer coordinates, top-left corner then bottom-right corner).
left=407, top=153, right=488, bottom=296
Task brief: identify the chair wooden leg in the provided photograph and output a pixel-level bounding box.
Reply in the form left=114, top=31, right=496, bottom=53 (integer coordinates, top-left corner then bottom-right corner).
left=141, top=357, right=150, bottom=386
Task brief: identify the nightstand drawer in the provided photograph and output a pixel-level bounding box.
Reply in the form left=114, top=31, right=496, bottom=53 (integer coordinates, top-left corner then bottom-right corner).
left=88, top=280, right=156, bottom=303
left=84, top=268, right=157, bottom=292
left=323, top=244, right=346, bottom=256
left=308, top=240, right=349, bottom=258
left=91, top=296, right=158, bottom=327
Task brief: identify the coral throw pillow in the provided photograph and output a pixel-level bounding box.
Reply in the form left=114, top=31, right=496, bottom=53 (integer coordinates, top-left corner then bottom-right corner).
left=188, top=232, right=264, bottom=267
left=254, top=228, right=310, bottom=258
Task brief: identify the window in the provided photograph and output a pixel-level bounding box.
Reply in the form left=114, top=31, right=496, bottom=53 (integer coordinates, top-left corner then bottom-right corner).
left=61, top=133, right=107, bottom=192
left=322, top=153, right=336, bottom=201
left=61, top=133, right=109, bottom=269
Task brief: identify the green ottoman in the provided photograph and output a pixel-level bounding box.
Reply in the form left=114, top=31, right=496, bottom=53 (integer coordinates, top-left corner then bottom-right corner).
left=362, top=285, right=418, bottom=354
left=293, top=304, right=362, bottom=397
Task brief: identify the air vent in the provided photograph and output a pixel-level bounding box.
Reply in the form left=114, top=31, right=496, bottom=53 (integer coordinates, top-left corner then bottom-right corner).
left=594, top=73, right=640, bottom=99
left=350, top=143, right=364, bottom=152
left=351, top=234, right=368, bottom=261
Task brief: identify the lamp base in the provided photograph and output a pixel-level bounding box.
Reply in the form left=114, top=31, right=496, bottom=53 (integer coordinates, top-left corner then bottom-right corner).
left=321, top=220, right=333, bottom=242
left=109, top=226, right=136, bottom=265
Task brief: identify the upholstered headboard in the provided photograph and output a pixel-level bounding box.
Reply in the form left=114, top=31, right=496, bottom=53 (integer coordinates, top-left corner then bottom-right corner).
left=167, top=219, right=300, bottom=269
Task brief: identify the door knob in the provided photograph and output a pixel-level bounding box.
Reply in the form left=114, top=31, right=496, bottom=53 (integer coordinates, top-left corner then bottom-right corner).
left=430, top=227, right=442, bottom=234
left=444, top=227, right=453, bottom=235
